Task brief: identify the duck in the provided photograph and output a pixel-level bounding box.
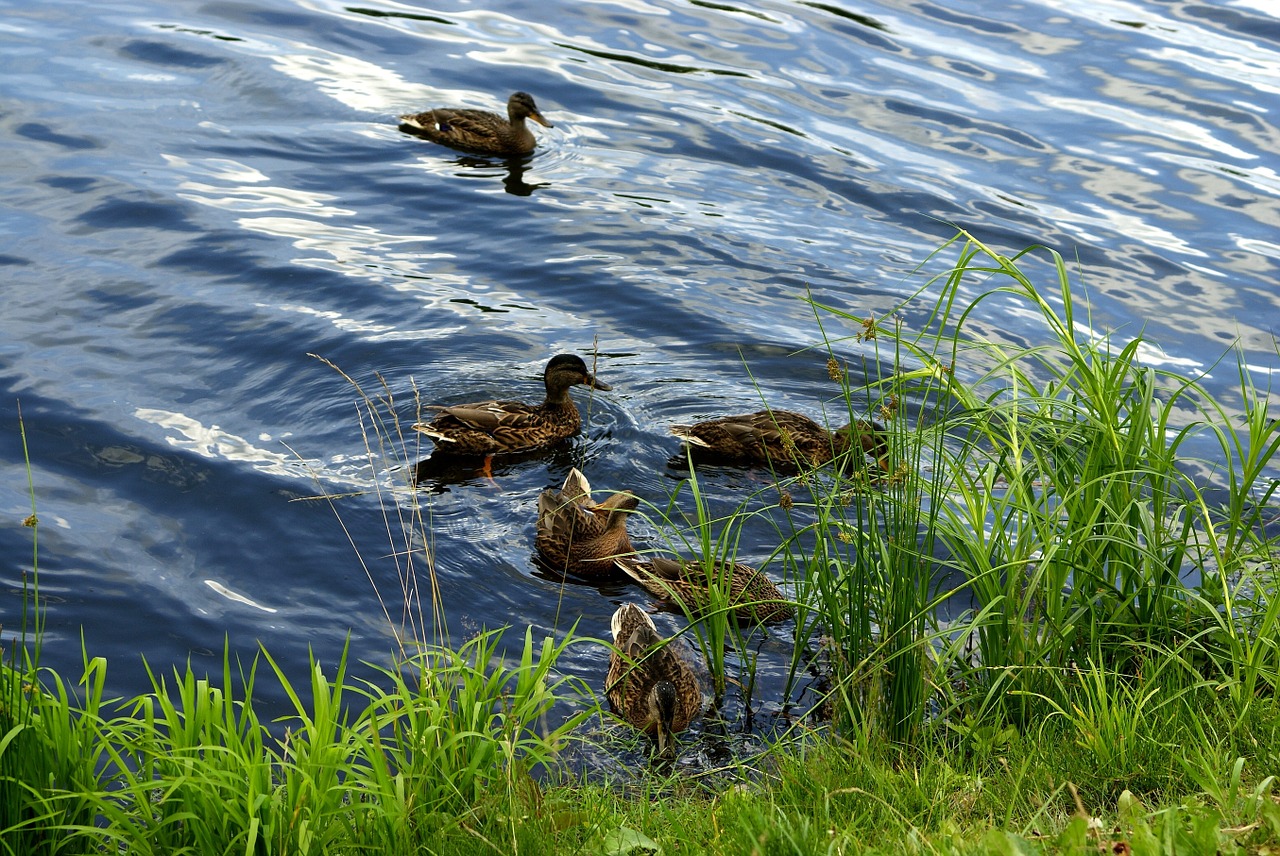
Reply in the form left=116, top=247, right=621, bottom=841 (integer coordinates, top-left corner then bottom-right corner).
left=670, top=409, right=889, bottom=473
left=535, top=468, right=638, bottom=577
left=414, top=354, right=609, bottom=459
left=616, top=555, right=793, bottom=625
left=399, top=91, right=554, bottom=156
left=605, top=603, right=703, bottom=762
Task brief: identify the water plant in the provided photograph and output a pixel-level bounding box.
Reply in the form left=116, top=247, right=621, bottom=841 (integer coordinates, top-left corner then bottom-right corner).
left=4, top=402, right=588, bottom=853
left=0, top=629, right=584, bottom=854
left=638, top=462, right=773, bottom=708
left=785, top=234, right=1275, bottom=743
left=302, top=354, right=444, bottom=653
left=1, top=409, right=104, bottom=856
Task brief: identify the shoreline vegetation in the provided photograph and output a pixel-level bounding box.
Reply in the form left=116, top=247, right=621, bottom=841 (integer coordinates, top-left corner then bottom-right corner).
left=5, top=234, right=1279, bottom=854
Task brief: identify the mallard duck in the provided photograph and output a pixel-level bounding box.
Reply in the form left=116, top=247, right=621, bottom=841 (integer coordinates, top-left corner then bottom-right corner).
left=414, top=354, right=610, bottom=458
left=605, top=603, right=702, bottom=761
left=536, top=468, right=638, bottom=577
left=671, top=409, right=888, bottom=473
left=399, top=91, right=553, bottom=156
left=616, top=555, right=793, bottom=625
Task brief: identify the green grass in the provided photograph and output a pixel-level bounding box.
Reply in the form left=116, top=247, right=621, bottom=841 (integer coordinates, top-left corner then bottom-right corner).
left=0, top=632, right=587, bottom=854
left=793, top=233, right=1280, bottom=744
left=3, top=232, right=1278, bottom=854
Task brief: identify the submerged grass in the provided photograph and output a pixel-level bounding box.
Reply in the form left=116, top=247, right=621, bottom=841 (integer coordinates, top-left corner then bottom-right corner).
left=3, top=232, right=1279, bottom=853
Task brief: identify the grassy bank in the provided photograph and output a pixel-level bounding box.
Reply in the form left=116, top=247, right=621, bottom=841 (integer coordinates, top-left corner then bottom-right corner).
left=4, top=233, right=1278, bottom=854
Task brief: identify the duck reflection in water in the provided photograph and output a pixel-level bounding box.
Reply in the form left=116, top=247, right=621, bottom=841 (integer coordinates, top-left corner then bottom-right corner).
left=453, top=154, right=549, bottom=197
left=410, top=443, right=573, bottom=493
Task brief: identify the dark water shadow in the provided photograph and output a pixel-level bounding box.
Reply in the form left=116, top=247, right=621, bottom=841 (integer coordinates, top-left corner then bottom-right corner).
left=457, top=154, right=549, bottom=197
left=410, top=450, right=528, bottom=490
left=410, top=438, right=600, bottom=492
left=528, top=553, right=636, bottom=591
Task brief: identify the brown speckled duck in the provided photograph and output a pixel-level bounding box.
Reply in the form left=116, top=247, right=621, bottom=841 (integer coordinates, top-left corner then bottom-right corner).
left=399, top=91, right=553, bottom=156
left=671, top=409, right=888, bottom=473
left=616, top=555, right=794, bottom=625
left=413, top=354, right=609, bottom=459
left=605, top=603, right=703, bottom=762
left=535, top=468, right=638, bottom=577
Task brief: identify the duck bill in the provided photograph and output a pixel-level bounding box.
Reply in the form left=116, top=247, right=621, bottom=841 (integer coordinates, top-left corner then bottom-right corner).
left=601, top=494, right=640, bottom=529
left=530, top=111, right=554, bottom=129
left=587, top=374, right=612, bottom=391
left=654, top=721, right=676, bottom=762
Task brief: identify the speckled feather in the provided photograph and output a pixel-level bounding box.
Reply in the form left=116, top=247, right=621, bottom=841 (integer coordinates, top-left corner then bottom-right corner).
left=535, top=468, right=638, bottom=576
left=604, top=604, right=702, bottom=748
left=413, top=354, right=609, bottom=456
left=617, top=555, right=794, bottom=625
left=399, top=91, right=553, bottom=156
left=671, top=409, right=888, bottom=473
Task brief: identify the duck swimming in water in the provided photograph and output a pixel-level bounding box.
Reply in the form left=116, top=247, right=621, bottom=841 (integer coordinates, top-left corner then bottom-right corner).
left=535, top=468, right=638, bottom=577
left=617, top=555, right=794, bottom=625
left=605, top=603, right=703, bottom=762
left=399, top=91, right=554, bottom=156
left=413, top=354, right=609, bottom=461
left=671, top=409, right=889, bottom=474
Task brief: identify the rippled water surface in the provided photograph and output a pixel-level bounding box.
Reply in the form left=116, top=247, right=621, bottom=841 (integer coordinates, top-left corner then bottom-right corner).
left=2, top=0, right=1278, bottom=752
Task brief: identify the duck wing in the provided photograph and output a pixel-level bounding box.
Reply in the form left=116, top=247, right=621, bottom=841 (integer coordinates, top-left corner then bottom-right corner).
left=428, top=399, right=539, bottom=432
left=403, top=108, right=502, bottom=141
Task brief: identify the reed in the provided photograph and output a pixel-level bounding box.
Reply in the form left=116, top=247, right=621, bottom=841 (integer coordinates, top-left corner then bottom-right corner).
left=0, top=654, right=108, bottom=856
left=640, top=230, right=1277, bottom=760
left=5, top=401, right=586, bottom=852
left=655, top=460, right=755, bottom=705
left=808, top=230, right=1279, bottom=747
left=0, top=629, right=584, bottom=854
left=752, top=304, right=955, bottom=745
left=304, top=353, right=444, bottom=654
left=347, top=625, right=589, bottom=821
left=1, top=408, right=103, bottom=856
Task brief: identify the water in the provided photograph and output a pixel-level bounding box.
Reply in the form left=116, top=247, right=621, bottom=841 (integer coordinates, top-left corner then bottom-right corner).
left=2, top=0, right=1278, bottom=748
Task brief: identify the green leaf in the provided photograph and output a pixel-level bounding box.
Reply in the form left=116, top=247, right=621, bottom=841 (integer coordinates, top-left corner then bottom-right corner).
left=602, top=825, right=662, bottom=856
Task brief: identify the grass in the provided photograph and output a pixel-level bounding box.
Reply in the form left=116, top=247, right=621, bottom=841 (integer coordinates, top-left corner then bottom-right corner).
left=641, top=459, right=761, bottom=705
left=3, top=232, right=1279, bottom=854
left=0, top=632, right=586, bottom=853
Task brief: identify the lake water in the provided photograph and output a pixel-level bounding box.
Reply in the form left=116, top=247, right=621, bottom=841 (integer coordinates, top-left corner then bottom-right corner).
left=2, top=0, right=1278, bottom=757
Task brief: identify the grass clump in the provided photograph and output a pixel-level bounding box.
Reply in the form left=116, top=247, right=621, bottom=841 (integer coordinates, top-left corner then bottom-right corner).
left=788, top=232, right=1280, bottom=751
left=1, top=627, right=584, bottom=853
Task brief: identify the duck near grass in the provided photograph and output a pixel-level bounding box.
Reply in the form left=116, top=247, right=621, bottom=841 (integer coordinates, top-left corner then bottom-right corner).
left=413, top=354, right=610, bottom=473
left=671, top=408, right=889, bottom=473
left=535, top=468, right=638, bottom=578
left=605, top=603, right=703, bottom=762
left=616, top=554, right=794, bottom=625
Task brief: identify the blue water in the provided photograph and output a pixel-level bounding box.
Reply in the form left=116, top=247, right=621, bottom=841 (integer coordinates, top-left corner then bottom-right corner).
left=2, top=0, right=1278, bottom=745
